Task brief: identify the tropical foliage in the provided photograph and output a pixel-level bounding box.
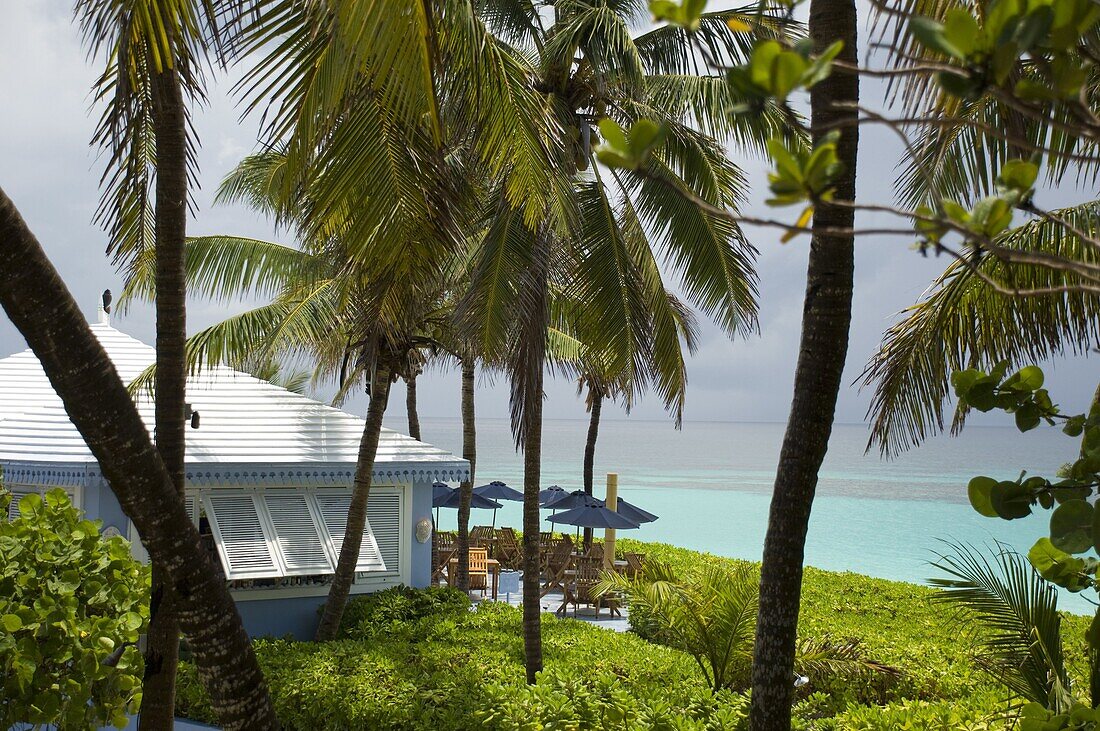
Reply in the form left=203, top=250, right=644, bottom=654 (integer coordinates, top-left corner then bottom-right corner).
left=174, top=541, right=1086, bottom=729
left=0, top=488, right=149, bottom=730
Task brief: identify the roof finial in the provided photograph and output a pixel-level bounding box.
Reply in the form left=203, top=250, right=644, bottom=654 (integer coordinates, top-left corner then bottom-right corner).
left=97, top=289, right=112, bottom=325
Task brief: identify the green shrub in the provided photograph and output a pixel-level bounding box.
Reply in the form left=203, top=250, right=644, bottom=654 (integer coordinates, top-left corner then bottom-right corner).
left=0, top=488, right=149, bottom=729
left=337, top=584, right=470, bottom=639
left=174, top=539, right=1093, bottom=729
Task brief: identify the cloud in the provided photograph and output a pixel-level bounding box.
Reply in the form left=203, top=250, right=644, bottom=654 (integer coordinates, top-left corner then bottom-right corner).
left=1, top=3, right=1092, bottom=438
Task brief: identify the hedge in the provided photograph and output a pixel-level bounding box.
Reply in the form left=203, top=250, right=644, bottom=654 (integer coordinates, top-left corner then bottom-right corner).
left=175, top=540, right=1092, bottom=729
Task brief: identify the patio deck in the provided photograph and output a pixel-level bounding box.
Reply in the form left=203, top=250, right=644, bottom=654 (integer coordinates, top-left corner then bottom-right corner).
left=460, top=570, right=632, bottom=632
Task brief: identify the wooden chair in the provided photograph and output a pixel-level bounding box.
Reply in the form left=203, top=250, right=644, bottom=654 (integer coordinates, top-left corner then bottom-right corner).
left=585, top=542, right=604, bottom=559
left=471, top=525, right=495, bottom=544
left=624, top=552, right=646, bottom=579
left=433, top=532, right=458, bottom=585
left=468, top=547, right=489, bottom=595
left=539, top=536, right=575, bottom=597
left=495, top=527, right=522, bottom=570
left=559, top=557, right=621, bottom=618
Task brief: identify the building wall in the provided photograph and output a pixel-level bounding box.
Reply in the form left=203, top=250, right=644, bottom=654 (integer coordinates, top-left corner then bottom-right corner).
left=409, top=480, right=433, bottom=589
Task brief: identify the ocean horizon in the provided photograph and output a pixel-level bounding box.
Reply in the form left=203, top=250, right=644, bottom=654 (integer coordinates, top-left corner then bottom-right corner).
left=396, top=415, right=1096, bottom=614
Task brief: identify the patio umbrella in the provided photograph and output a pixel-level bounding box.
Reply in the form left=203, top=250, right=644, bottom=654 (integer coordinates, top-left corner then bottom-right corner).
left=432, top=483, right=502, bottom=525
left=547, top=502, right=640, bottom=544
left=473, top=480, right=524, bottom=528
left=614, top=498, right=658, bottom=524
left=432, top=482, right=454, bottom=525
left=548, top=490, right=603, bottom=511
left=538, top=485, right=567, bottom=506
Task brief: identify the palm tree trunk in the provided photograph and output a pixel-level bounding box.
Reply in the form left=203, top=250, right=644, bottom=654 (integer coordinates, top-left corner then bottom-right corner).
left=315, top=361, right=393, bottom=640
left=582, top=386, right=602, bottom=549
left=521, top=365, right=544, bottom=684
left=140, top=64, right=188, bottom=731
left=748, top=1, right=858, bottom=726
left=0, top=186, right=278, bottom=729
left=406, top=374, right=422, bottom=441
left=456, top=358, right=476, bottom=590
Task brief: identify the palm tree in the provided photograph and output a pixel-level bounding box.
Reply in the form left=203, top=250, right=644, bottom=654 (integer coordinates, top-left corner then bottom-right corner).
left=748, top=0, right=859, bottom=724
left=862, top=206, right=1100, bottom=456
left=123, top=146, right=469, bottom=640
left=575, top=287, right=699, bottom=548
left=0, top=189, right=277, bottom=728
left=456, top=2, right=791, bottom=684
left=215, top=0, right=785, bottom=682
left=855, top=0, right=1100, bottom=458
left=74, top=0, right=231, bottom=720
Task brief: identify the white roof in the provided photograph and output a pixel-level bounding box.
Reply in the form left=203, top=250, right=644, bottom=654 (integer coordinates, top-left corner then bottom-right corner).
left=0, top=313, right=468, bottom=482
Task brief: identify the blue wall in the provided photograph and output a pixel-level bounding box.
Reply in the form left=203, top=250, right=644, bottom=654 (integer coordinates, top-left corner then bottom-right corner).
left=77, top=479, right=436, bottom=641
left=235, top=595, right=327, bottom=640
left=409, top=480, right=433, bottom=589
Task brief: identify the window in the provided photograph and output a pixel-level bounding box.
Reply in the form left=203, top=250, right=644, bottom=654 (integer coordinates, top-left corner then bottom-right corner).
left=5, top=484, right=80, bottom=520
left=197, top=486, right=404, bottom=587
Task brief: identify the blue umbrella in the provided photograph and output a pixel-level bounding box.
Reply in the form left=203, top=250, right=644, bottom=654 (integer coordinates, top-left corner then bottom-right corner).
left=547, top=490, right=603, bottom=511
left=437, top=490, right=502, bottom=510
left=615, top=498, right=658, bottom=524
left=548, top=502, right=640, bottom=544
left=538, top=485, right=568, bottom=507
left=473, top=480, right=523, bottom=527
left=432, top=483, right=501, bottom=526
left=432, top=482, right=455, bottom=507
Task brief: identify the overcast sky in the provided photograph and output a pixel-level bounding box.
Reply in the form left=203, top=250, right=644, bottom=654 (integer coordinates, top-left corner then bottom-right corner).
left=1, top=1, right=1094, bottom=434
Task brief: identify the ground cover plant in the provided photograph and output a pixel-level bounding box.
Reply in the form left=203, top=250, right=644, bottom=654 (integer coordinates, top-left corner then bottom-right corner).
left=174, top=540, right=1092, bottom=729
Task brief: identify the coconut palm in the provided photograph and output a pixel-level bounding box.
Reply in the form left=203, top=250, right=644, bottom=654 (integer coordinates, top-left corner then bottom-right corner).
left=575, top=288, right=699, bottom=548
left=855, top=0, right=1100, bottom=456
left=862, top=206, right=1100, bottom=456
left=123, top=141, right=471, bottom=640
left=73, top=0, right=252, bottom=721
left=452, top=2, right=794, bottom=684
left=0, top=191, right=277, bottom=728
left=738, top=0, right=859, bottom=723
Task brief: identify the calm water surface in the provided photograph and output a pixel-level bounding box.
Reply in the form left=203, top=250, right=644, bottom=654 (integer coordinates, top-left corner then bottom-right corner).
left=398, top=417, right=1092, bottom=613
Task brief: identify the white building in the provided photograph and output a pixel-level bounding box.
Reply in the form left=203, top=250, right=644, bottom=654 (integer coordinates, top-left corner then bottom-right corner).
left=0, top=309, right=468, bottom=638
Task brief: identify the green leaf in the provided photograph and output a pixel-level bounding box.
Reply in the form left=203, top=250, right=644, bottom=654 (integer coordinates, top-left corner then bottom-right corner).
left=968, top=476, right=1000, bottom=518
left=942, top=9, right=981, bottom=57
left=909, top=17, right=966, bottom=58
left=1050, top=499, right=1094, bottom=553
left=990, top=480, right=1033, bottom=519
left=1, top=613, right=23, bottom=632
left=998, top=160, right=1039, bottom=193
left=1015, top=402, right=1041, bottom=432
left=1064, top=415, right=1086, bottom=437
left=1028, top=537, right=1090, bottom=591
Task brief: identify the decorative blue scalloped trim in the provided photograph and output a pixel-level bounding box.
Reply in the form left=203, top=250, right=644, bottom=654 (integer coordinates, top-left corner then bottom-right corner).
left=0, top=459, right=470, bottom=488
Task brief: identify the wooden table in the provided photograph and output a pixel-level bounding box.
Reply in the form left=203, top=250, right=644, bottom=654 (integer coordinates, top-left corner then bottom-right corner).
left=446, top=557, right=500, bottom=600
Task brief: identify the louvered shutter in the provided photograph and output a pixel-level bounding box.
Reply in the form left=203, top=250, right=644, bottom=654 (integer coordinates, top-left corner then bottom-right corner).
left=262, top=491, right=335, bottom=575
left=368, top=491, right=402, bottom=575
left=314, top=491, right=386, bottom=572
left=5, top=486, right=35, bottom=520
left=202, top=493, right=281, bottom=579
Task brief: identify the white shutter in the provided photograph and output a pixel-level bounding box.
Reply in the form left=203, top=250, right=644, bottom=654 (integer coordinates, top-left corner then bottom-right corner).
left=368, top=491, right=402, bottom=575
left=314, top=491, right=386, bottom=572
left=202, top=493, right=281, bottom=580
left=5, top=486, right=35, bottom=520
left=263, top=491, right=335, bottom=575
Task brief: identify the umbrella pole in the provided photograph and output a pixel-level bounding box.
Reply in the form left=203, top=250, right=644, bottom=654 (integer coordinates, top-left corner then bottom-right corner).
left=493, top=507, right=498, bottom=530
left=603, top=473, right=618, bottom=570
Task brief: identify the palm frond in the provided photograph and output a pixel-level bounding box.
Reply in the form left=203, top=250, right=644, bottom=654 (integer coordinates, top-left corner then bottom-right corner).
left=930, top=542, right=1073, bottom=711
left=633, top=8, right=795, bottom=77
left=862, top=202, right=1100, bottom=456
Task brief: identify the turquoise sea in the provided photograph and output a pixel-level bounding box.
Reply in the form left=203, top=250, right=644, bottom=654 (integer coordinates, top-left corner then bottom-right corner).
left=406, top=416, right=1094, bottom=614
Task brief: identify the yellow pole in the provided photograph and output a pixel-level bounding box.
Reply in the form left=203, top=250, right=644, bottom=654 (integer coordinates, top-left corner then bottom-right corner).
left=603, top=472, right=618, bottom=570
